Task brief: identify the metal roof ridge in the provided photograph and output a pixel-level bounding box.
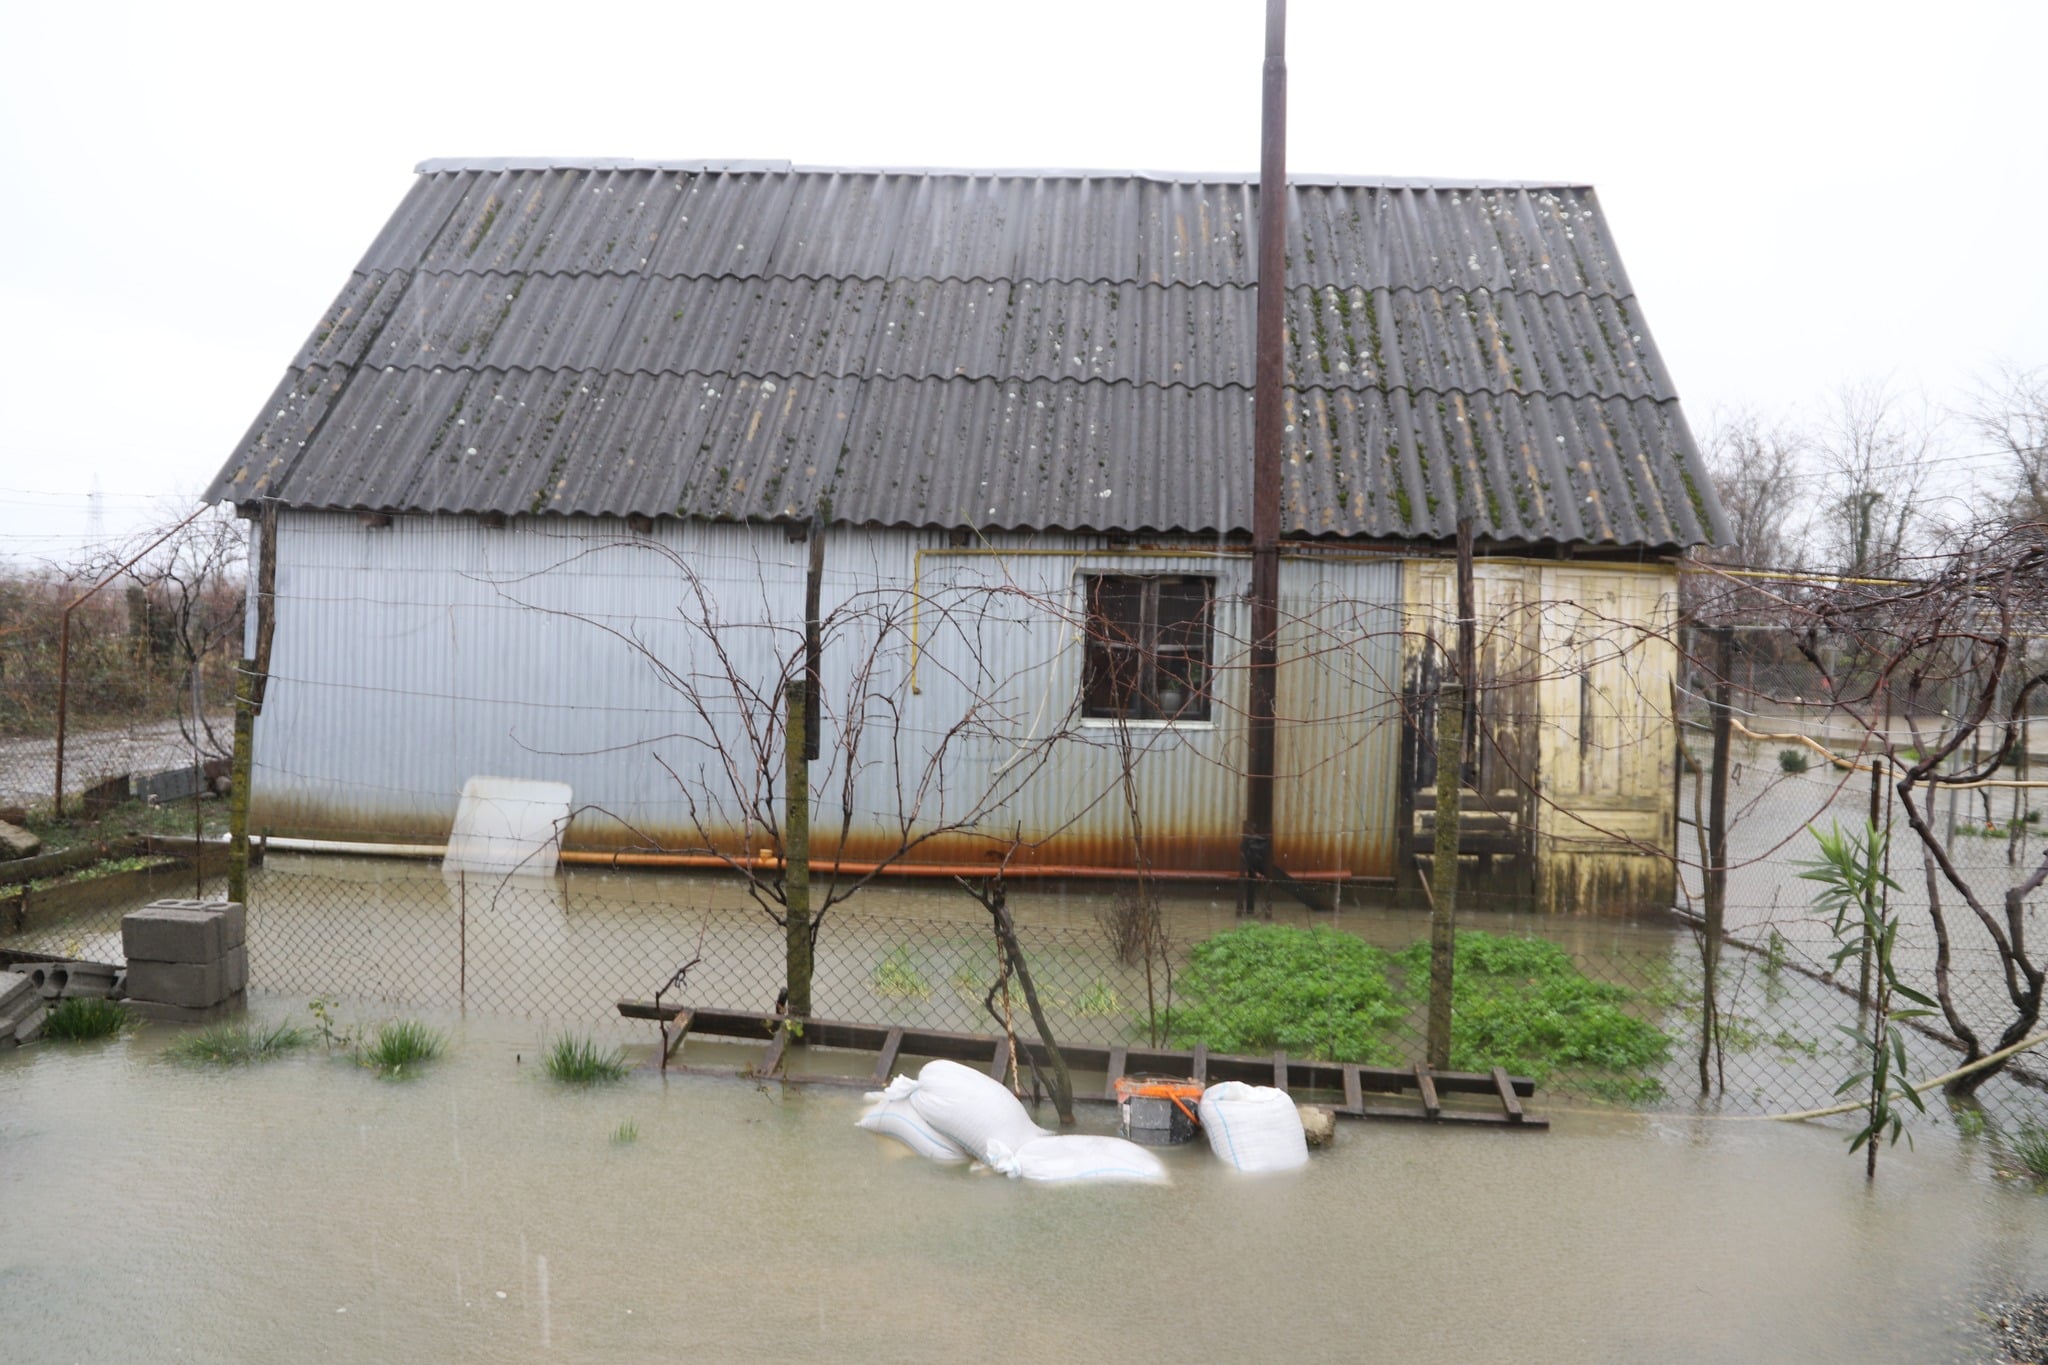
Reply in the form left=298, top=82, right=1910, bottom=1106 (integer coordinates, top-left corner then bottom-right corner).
left=412, top=157, right=1591, bottom=190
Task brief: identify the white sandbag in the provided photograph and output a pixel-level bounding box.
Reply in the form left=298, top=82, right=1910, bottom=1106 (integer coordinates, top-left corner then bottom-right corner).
left=904, top=1058, right=1051, bottom=1166
left=856, top=1092, right=971, bottom=1162
left=1197, top=1081, right=1310, bottom=1173
left=988, top=1134, right=1168, bottom=1184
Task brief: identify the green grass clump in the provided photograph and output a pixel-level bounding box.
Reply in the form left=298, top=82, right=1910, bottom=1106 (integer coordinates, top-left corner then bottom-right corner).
left=165, top=1020, right=310, bottom=1065
left=1778, top=748, right=1810, bottom=774
left=1164, top=923, right=1405, bottom=1063
left=41, top=997, right=133, bottom=1041
left=611, top=1119, right=640, bottom=1144
left=2002, top=1123, right=2048, bottom=1181
left=363, top=1019, right=443, bottom=1077
left=871, top=947, right=932, bottom=1000
left=1395, top=932, right=1673, bottom=1086
left=544, top=1033, right=629, bottom=1085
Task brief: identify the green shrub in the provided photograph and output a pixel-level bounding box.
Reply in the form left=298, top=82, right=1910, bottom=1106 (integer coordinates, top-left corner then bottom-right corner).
left=362, top=1019, right=443, bottom=1076
left=1394, top=932, right=1673, bottom=1084
left=165, top=1020, right=310, bottom=1065
left=1163, top=923, right=1404, bottom=1062
left=41, top=997, right=133, bottom=1042
left=1778, top=748, right=1810, bottom=774
left=544, top=1033, right=629, bottom=1085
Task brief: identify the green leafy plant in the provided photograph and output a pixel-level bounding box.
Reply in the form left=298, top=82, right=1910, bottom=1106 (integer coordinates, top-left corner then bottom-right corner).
left=611, top=1119, right=640, bottom=1145
left=544, top=1033, right=629, bottom=1085
left=1797, top=820, right=1930, bottom=1175
left=362, top=1019, right=444, bottom=1077
left=41, top=997, right=133, bottom=1041
left=1163, top=923, right=1405, bottom=1062
left=306, top=995, right=358, bottom=1050
left=1949, top=1102, right=1988, bottom=1139
left=2001, top=1122, right=2048, bottom=1181
left=165, top=1020, right=311, bottom=1065
left=1395, top=932, right=1672, bottom=1087
left=1778, top=748, right=1810, bottom=774
left=870, top=947, right=932, bottom=1000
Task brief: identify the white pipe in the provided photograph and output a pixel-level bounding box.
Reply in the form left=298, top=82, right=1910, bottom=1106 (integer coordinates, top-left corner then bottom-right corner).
left=261, top=836, right=448, bottom=859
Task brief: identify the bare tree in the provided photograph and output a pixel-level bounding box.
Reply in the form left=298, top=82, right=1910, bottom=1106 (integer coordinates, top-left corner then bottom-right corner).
left=1792, top=519, right=2048, bottom=1095
left=493, top=535, right=1084, bottom=1003
left=1968, top=363, right=2048, bottom=528
left=1812, top=379, right=1943, bottom=578
left=1704, top=407, right=1809, bottom=571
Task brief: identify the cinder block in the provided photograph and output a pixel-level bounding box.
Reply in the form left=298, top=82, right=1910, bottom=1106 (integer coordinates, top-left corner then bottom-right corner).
left=57, top=961, right=119, bottom=999
left=122, top=906, right=224, bottom=964
left=221, top=945, right=247, bottom=994
left=0, top=971, right=31, bottom=1011
left=125, top=991, right=244, bottom=1025
left=15, top=963, right=68, bottom=999
left=214, top=902, right=246, bottom=950
left=13, top=1002, right=46, bottom=1044
left=125, top=959, right=226, bottom=1009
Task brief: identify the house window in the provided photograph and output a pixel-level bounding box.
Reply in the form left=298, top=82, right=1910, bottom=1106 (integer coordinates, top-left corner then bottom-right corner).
left=1081, top=574, right=1214, bottom=722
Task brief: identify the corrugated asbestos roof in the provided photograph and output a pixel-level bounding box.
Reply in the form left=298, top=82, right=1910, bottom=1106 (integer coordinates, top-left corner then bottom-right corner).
left=209, top=161, right=1727, bottom=548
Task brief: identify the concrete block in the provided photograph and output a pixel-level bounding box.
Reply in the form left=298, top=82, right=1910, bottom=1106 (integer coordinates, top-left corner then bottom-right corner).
left=0, top=971, right=31, bottom=1011
left=0, top=997, right=38, bottom=1032
left=221, top=945, right=247, bottom=994
left=57, top=961, right=120, bottom=999
left=214, top=902, right=245, bottom=950
left=122, top=906, right=225, bottom=964
left=0, top=820, right=42, bottom=860
left=124, top=991, right=244, bottom=1025
left=13, top=1002, right=46, bottom=1044
left=14, top=962, right=69, bottom=999
left=134, top=765, right=206, bottom=804
left=124, top=959, right=225, bottom=1009
left=1300, top=1104, right=1337, bottom=1149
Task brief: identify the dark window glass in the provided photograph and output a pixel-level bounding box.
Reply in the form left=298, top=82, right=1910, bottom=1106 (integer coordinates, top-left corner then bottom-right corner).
left=1081, top=574, right=1213, bottom=721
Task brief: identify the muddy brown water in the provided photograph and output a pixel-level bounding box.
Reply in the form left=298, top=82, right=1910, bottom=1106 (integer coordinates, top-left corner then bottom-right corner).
left=5, top=1003, right=2048, bottom=1363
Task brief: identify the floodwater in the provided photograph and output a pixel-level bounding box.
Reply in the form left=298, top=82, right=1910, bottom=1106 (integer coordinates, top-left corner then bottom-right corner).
left=5, top=1003, right=2047, bottom=1363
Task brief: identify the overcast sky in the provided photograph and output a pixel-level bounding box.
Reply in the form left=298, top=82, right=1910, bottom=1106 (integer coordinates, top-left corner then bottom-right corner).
left=2, top=0, right=2041, bottom=565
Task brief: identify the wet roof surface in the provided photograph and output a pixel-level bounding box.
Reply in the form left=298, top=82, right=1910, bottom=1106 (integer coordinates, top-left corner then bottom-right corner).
left=209, top=161, right=1725, bottom=548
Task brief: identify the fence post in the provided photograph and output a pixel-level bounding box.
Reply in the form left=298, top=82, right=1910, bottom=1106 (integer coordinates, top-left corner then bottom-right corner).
left=228, top=502, right=275, bottom=908
left=1699, top=625, right=1733, bottom=1095
left=783, top=679, right=813, bottom=1022
left=1425, top=518, right=1474, bottom=1072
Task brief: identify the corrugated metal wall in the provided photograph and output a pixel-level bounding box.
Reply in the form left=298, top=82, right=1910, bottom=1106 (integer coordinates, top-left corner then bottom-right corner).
left=252, top=513, right=1405, bottom=877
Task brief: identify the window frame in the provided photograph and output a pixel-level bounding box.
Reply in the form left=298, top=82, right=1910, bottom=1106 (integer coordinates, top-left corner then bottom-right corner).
left=1078, top=572, right=1216, bottom=725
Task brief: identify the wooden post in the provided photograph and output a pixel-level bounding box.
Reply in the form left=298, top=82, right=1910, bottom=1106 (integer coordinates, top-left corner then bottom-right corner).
left=227, top=668, right=255, bottom=904
left=783, top=679, right=813, bottom=1022
left=1699, top=624, right=1732, bottom=1094
left=987, top=882, right=1075, bottom=1125
left=227, top=502, right=275, bottom=908
left=1425, top=519, right=1474, bottom=1072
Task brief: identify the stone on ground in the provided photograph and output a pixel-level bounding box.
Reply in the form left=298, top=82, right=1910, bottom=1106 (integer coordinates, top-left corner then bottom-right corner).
left=0, top=821, right=41, bottom=860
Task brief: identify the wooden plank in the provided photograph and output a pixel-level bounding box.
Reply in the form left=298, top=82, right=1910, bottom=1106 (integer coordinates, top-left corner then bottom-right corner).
left=618, top=1006, right=1544, bottom=1128
left=872, top=1027, right=903, bottom=1084
left=1273, top=1050, right=1289, bottom=1090
left=1492, top=1066, right=1525, bottom=1123
left=664, top=1007, right=694, bottom=1062
left=1414, top=1063, right=1441, bottom=1118
left=1104, top=1046, right=1128, bottom=1100
left=754, top=1021, right=790, bottom=1078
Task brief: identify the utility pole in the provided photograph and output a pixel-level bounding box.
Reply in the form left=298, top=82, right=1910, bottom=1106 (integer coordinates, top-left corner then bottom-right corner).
left=1240, top=0, right=1286, bottom=915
